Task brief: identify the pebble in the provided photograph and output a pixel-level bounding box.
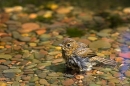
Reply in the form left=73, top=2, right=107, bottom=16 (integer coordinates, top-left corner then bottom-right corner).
left=29, top=43, right=37, bottom=47
left=62, top=79, right=74, bottom=86
left=37, top=72, right=47, bottom=78
left=18, top=23, right=40, bottom=33
left=12, top=81, right=20, bottom=86
left=123, top=7, right=130, bottom=14
left=19, top=36, right=31, bottom=42
left=29, top=13, right=37, bottom=19
left=89, top=83, right=101, bottom=86
left=124, top=70, right=130, bottom=77
left=56, top=6, right=73, bottom=14
left=119, top=52, right=130, bottom=58
left=0, top=54, right=12, bottom=59
left=30, top=76, right=39, bottom=82
left=109, top=78, right=120, bottom=84
left=39, top=34, right=51, bottom=41
left=117, top=26, right=129, bottom=32
left=48, top=51, right=61, bottom=55
left=3, top=72, right=15, bottom=78
left=13, top=6, right=23, bottom=12
left=93, top=16, right=105, bottom=24
left=89, top=40, right=111, bottom=49
left=100, top=28, right=112, bottom=33
left=97, top=32, right=110, bottom=37
left=3, top=69, right=21, bottom=73
left=0, top=82, right=6, bottom=86
left=25, top=63, right=37, bottom=69
left=48, top=72, right=60, bottom=77
left=88, top=36, right=98, bottom=41
left=21, top=75, right=31, bottom=81
left=108, top=82, right=115, bottom=86
left=0, top=65, right=9, bottom=70
left=52, top=58, right=63, bottom=64
left=35, top=28, right=46, bottom=35
left=12, top=31, right=21, bottom=39
left=110, top=71, right=121, bottom=78
left=37, top=62, right=51, bottom=69
left=39, top=79, right=50, bottom=85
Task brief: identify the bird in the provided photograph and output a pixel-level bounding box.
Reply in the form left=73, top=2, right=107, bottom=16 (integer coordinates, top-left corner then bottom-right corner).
left=60, top=38, right=116, bottom=74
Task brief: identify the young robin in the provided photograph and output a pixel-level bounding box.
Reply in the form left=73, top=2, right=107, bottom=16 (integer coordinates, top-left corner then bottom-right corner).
left=60, top=38, right=116, bottom=73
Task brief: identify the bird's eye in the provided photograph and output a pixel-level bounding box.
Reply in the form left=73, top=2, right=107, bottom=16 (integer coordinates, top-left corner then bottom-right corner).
left=66, top=43, right=71, bottom=47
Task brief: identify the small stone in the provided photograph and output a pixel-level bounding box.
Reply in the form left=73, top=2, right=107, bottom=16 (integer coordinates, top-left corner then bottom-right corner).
left=123, top=7, right=130, bottom=14
left=21, top=75, right=31, bottom=81
left=18, top=23, right=40, bottom=33
left=108, top=82, right=115, bottom=86
left=39, top=34, right=51, bottom=41
left=29, top=13, right=37, bottom=19
left=43, top=11, right=53, bottom=18
left=37, top=62, right=51, bottom=69
left=89, top=40, right=111, bottom=49
left=109, top=78, right=120, bottom=84
left=39, top=79, right=50, bottom=85
left=119, top=52, right=130, bottom=58
left=117, top=26, right=129, bottom=32
left=49, top=3, right=58, bottom=10
left=35, top=28, right=46, bottom=35
left=93, top=16, right=105, bottom=24
left=0, top=60, right=6, bottom=64
left=48, top=51, right=61, bottom=55
left=110, top=71, right=121, bottom=78
left=97, top=32, right=110, bottom=37
left=75, top=75, right=84, bottom=79
left=12, top=81, right=20, bottom=86
left=55, top=47, right=61, bottom=50
left=88, top=36, right=98, bottom=41
left=100, top=28, right=112, bottom=33
left=0, top=82, right=6, bottom=86
left=3, top=72, right=15, bottom=78
left=1, top=37, right=12, bottom=42
left=19, top=36, right=31, bottom=42
left=37, top=72, right=47, bottom=78
left=89, top=83, right=101, bottom=86
left=63, top=79, right=74, bottom=86
left=0, top=46, right=4, bottom=49
left=0, top=54, right=12, bottom=59
left=52, top=58, right=63, bottom=64
left=4, top=7, right=13, bottom=13
left=125, top=70, right=130, bottom=77
left=115, top=57, right=124, bottom=63
left=45, top=55, right=54, bottom=60
left=13, top=6, right=23, bottom=12
left=29, top=43, right=37, bottom=47
left=56, top=6, right=73, bottom=14
left=78, top=39, right=91, bottom=45
left=25, top=64, right=37, bottom=69
left=21, top=33, right=29, bottom=37
left=48, top=72, right=60, bottom=77
left=3, top=69, right=21, bottom=73
left=30, top=76, right=39, bottom=82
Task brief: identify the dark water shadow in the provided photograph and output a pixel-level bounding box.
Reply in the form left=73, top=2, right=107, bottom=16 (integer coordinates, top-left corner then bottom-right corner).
left=45, top=63, right=66, bottom=73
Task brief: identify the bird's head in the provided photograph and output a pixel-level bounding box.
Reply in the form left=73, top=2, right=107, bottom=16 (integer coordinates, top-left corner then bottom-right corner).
left=59, top=38, right=78, bottom=55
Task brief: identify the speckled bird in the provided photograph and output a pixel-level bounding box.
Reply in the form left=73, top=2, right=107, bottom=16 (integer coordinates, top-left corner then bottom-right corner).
left=60, top=38, right=116, bottom=73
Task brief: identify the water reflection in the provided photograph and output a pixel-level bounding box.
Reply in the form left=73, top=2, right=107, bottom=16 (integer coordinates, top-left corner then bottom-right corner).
left=119, top=31, right=130, bottom=79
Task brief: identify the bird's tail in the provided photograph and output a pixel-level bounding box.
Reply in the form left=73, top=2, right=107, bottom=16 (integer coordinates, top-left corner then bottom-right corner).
left=90, top=56, right=116, bottom=65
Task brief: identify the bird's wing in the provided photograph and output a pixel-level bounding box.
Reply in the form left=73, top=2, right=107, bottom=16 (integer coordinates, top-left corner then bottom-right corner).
left=74, top=46, right=96, bottom=58
left=89, top=56, right=116, bottom=65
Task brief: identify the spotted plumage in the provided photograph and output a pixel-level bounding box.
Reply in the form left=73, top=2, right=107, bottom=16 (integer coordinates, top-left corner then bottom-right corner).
left=60, top=38, right=116, bottom=73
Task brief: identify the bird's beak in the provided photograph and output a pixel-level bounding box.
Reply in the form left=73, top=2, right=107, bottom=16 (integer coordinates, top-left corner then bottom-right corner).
left=59, top=44, right=63, bottom=47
